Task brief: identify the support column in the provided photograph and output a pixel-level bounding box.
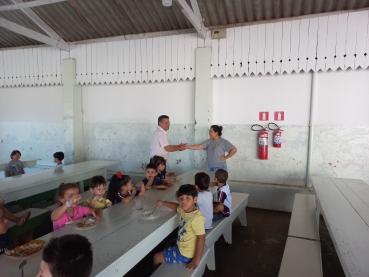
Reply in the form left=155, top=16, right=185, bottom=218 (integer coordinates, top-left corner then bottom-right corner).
left=62, top=59, right=83, bottom=164
left=194, top=48, right=212, bottom=169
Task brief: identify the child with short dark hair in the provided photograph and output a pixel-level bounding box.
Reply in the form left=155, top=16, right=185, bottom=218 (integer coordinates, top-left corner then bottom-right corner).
left=194, top=172, right=213, bottom=230
left=151, top=155, right=178, bottom=182
left=36, top=234, right=93, bottom=277
left=140, top=163, right=172, bottom=190
left=107, top=172, right=145, bottom=204
left=84, top=175, right=112, bottom=209
left=212, top=169, right=232, bottom=221
left=5, top=150, right=25, bottom=177
left=51, top=183, right=102, bottom=230
left=154, top=184, right=205, bottom=270
left=53, top=152, right=64, bottom=168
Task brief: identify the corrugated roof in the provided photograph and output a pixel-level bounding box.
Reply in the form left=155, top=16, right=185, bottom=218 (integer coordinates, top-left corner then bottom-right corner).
left=1, top=0, right=369, bottom=49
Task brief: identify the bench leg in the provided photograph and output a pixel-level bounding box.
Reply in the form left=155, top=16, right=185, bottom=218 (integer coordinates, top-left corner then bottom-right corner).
left=79, top=181, right=84, bottom=193
left=238, top=208, right=247, bottom=226
left=206, top=245, right=216, bottom=271
left=223, top=224, right=232, bottom=244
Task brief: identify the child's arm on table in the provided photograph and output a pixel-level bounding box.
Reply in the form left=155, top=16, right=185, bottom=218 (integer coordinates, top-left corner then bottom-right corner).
left=88, top=207, right=103, bottom=220
left=51, top=194, right=81, bottom=221
left=138, top=183, right=146, bottom=195
left=156, top=200, right=179, bottom=211
left=120, top=187, right=137, bottom=203
left=187, top=234, right=205, bottom=270
left=145, top=177, right=154, bottom=190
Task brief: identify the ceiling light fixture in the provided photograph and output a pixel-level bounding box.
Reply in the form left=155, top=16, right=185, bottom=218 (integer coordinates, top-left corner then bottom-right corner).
left=162, top=0, right=172, bottom=7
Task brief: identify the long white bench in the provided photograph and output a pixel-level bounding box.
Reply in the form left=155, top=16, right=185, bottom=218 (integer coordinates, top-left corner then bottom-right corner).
left=151, top=247, right=210, bottom=277
left=279, top=193, right=322, bottom=277
left=151, top=192, right=249, bottom=276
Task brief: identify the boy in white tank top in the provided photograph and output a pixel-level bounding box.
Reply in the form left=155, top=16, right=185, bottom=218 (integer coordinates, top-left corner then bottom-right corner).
left=212, top=169, right=232, bottom=221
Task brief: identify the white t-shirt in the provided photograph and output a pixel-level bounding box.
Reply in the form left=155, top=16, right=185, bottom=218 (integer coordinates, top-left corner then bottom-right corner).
left=150, top=126, right=170, bottom=160
left=55, top=163, right=63, bottom=168
left=197, top=190, right=213, bottom=229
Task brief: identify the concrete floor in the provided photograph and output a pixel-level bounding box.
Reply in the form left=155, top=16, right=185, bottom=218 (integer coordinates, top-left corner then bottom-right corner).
left=125, top=207, right=345, bottom=277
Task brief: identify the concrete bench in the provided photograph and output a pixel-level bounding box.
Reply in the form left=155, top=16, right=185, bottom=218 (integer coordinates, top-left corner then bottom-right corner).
left=7, top=208, right=49, bottom=238
left=288, top=193, right=319, bottom=241
left=278, top=193, right=322, bottom=277
left=47, top=190, right=93, bottom=212
left=151, top=192, right=249, bottom=276
left=151, top=247, right=210, bottom=277
left=205, top=192, right=249, bottom=270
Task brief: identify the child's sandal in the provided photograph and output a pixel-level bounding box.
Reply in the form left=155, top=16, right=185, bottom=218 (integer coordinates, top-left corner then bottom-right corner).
left=19, top=211, right=31, bottom=227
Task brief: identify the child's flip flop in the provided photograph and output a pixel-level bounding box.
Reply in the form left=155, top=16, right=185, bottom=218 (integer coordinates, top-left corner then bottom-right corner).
left=19, top=211, right=31, bottom=227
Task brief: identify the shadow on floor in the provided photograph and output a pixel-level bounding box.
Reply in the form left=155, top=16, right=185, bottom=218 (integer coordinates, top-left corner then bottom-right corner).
left=124, top=207, right=345, bottom=277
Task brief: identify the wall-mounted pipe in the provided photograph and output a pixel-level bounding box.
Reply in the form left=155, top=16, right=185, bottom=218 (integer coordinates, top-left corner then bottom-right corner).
left=306, top=72, right=318, bottom=187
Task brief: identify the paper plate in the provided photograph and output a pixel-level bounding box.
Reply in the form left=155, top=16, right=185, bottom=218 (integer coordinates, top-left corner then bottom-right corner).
left=74, top=218, right=97, bottom=230
left=139, top=210, right=162, bottom=220
left=153, top=185, right=168, bottom=190
left=5, top=240, right=46, bottom=258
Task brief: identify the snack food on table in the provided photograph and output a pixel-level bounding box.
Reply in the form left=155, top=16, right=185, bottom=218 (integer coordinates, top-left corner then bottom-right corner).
left=5, top=240, right=46, bottom=258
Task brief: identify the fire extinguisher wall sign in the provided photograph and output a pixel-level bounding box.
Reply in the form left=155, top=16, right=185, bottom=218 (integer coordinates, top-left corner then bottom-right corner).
left=252, top=125, right=268, bottom=160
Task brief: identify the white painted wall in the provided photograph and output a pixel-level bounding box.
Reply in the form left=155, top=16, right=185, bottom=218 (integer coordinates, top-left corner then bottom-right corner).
left=315, top=69, right=369, bottom=125
left=0, top=86, right=63, bottom=122
left=0, top=69, right=368, bottom=184
left=213, top=73, right=312, bottom=125
left=82, top=81, right=195, bottom=124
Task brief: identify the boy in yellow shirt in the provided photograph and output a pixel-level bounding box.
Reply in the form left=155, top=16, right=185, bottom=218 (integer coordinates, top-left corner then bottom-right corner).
left=154, top=184, right=205, bottom=270
left=84, top=175, right=112, bottom=209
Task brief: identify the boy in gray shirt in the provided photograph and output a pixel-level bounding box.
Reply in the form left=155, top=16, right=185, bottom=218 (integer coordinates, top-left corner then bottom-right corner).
left=194, top=172, right=213, bottom=230
left=5, top=150, right=24, bottom=177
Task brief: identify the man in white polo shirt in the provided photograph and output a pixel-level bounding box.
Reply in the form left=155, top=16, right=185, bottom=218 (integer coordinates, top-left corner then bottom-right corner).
left=150, top=115, right=186, bottom=176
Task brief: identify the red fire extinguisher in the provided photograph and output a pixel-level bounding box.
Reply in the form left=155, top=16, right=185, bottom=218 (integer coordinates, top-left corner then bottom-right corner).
left=269, top=123, right=284, bottom=148
left=251, top=125, right=269, bottom=160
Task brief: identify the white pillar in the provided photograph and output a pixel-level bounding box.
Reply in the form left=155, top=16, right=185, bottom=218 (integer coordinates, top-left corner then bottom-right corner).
left=194, top=48, right=212, bottom=169
left=62, top=59, right=83, bottom=164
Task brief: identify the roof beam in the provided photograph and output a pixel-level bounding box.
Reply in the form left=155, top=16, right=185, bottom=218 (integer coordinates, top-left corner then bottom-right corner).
left=0, top=0, right=67, bottom=12
left=10, top=0, right=66, bottom=43
left=173, top=0, right=207, bottom=39
left=0, top=17, right=69, bottom=51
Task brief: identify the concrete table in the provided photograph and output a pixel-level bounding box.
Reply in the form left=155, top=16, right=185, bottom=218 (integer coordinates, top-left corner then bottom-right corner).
left=312, top=176, right=369, bottom=277
left=0, top=170, right=214, bottom=277
left=0, top=160, right=119, bottom=203
left=1, top=175, right=186, bottom=277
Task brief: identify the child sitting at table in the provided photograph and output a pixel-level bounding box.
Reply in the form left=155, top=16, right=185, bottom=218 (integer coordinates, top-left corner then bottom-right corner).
left=36, top=234, right=93, bottom=277
left=194, top=172, right=213, bottom=230
left=154, top=184, right=205, bottom=270
left=211, top=169, right=232, bottom=221
left=5, top=150, right=25, bottom=177
left=51, top=183, right=102, bottom=230
left=152, top=155, right=178, bottom=182
left=0, top=208, right=9, bottom=255
left=107, top=172, right=145, bottom=204
left=84, top=175, right=112, bottom=209
left=53, top=151, right=64, bottom=168
left=139, top=163, right=172, bottom=190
